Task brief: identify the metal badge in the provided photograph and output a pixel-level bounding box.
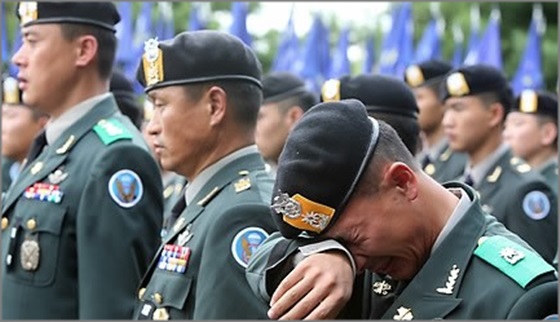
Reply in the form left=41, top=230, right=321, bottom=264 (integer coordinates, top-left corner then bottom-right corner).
left=234, top=177, right=251, bottom=193
left=436, top=264, right=460, bottom=295
left=270, top=192, right=301, bottom=219
left=153, top=307, right=169, bottom=320
left=500, top=247, right=525, bottom=265
left=30, top=162, right=43, bottom=175
left=48, top=168, right=68, bottom=184
left=372, top=280, right=392, bottom=296
left=20, top=237, right=40, bottom=271
left=393, top=306, right=414, bottom=321
left=177, top=224, right=193, bottom=246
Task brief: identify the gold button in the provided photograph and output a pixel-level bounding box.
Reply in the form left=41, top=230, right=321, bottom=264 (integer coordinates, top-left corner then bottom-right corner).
left=26, top=219, right=37, bottom=230
left=1, top=218, right=8, bottom=230
left=138, top=288, right=146, bottom=300
left=153, top=292, right=163, bottom=304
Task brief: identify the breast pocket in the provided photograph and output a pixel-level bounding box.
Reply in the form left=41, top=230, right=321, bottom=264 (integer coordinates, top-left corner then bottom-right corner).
left=136, top=270, right=193, bottom=319
left=7, top=204, right=67, bottom=287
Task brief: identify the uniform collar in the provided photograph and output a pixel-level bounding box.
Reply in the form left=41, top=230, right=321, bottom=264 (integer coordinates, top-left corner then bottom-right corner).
left=463, top=143, right=509, bottom=187
left=431, top=187, right=471, bottom=255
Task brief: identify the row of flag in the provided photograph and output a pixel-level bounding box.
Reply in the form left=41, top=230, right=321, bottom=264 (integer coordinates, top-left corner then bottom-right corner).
left=1, top=2, right=547, bottom=96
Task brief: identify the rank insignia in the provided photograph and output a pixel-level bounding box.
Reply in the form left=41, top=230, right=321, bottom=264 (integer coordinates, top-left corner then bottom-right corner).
left=30, top=161, right=43, bottom=175
left=500, top=247, right=525, bottom=265
left=108, top=169, right=143, bottom=208
left=522, top=190, right=550, bottom=220
left=271, top=192, right=335, bottom=234
left=372, top=280, right=392, bottom=295
left=393, top=306, right=414, bottom=320
left=48, top=168, right=68, bottom=184
left=24, top=183, right=64, bottom=204
left=231, top=227, right=269, bottom=268
left=157, top=244, right=190, bottom=274
left=436, top=264, right=460, bottom=295
left=234, top=177, right=251, bottom=193
left=142, top=38, right=164, bottom=86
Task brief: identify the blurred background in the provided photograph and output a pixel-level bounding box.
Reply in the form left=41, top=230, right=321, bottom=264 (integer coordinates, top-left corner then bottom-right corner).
left=2, top=2, right=558, bottom=95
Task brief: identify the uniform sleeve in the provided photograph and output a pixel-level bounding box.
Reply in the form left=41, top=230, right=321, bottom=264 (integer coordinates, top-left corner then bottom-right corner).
left=506, top=281, right=558, bottom=319
left=76, top=143, right=163, bottom=319
left=193, top=203, right=275, bottom=319
left=507, top=180, right=558, bottom=263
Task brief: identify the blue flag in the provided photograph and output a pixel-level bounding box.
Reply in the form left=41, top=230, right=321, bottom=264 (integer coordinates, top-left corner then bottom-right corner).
left=155, top=3, right=174, bottom=41
left=511, top=5, right=544, bottom=95
left=295, top=14, right=329, bottom=93
left=471, top=7, right=502, bottom=69
left=451, top=24, right=464, bottom=67
left=362, top=36, right=375, bottom=74
left=188, top=3, right=206, bottom=31
left=2, top=3, right=10, bottom=65
left=271, top=8, right=299, bottom=73
left=413, top=18, right=442, bottom=63
left=328, top=26, right=350, bottom=78
left=463, top=4, right=481, bottom=65
left=115, top=3, right=134, bottom=68
left=378, top=2, right=413, bottom=76
left=394, top=2, right=414, bottom=77
left=229, top=2, right=252, bottom=47
left=127, top=2, right=155, bottom=93
left=377, top=4, right=401, bottom=75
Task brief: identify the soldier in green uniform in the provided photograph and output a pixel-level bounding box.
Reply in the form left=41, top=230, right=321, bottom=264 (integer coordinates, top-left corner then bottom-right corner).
left=503, top=90, right=558, bottom=194
left=1, top=75, right=48, bottom=193
left=2, top=3, right=163, bottom=319
left=132, top=30, right=277, bottom=319
left=321, top=74, right=420, bottom=154
left=403, top=60, right=467, bottom=182
left=256, top=72, right=317, bottom=177
left=245, top=99, right=557, bottom=320
left=441, top=65, right=557, bottom=263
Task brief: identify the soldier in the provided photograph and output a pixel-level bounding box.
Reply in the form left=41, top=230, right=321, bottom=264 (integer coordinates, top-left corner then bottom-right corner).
left=3, top=3, right=163, bottom=319
left=255, top=72, right=317, bottom=177
left=404, top=60, right=467, bottom=182
left=245, top=99, right=557, bottom=319
left=2, top=75, right=48, bottom=192
left=441, top=64, right=557, bottom=262
left=503, top=90, right=558, bottom=194
left=133, top=30, right=276, bottom=319
left=321, top=74, right=420, bottom=154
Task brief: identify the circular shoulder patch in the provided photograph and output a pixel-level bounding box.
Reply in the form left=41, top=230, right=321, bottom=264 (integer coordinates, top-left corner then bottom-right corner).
left=522, top=190, right=550, bottom=220
left=108, top=169, right=144, bottom=208
left=231, top=227, right=269, bottom=268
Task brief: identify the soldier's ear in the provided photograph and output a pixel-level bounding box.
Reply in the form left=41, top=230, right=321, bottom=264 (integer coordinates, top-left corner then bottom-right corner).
left=207, top=86, right=227, bottom=127
left=74, top=35, right=98, bottom=69
left=539, top=121, right=557, bottom=146
left=487, top=102, right=505, bottom=128
left=384, top=162, right=418, bottom=201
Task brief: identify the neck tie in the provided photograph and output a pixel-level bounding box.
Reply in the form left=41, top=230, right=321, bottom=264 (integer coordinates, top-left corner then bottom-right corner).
left=25, top=130, right=48, bottom=164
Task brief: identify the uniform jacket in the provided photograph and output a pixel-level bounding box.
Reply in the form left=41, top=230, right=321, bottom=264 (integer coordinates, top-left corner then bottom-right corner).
left=423, top=144, right=467, bottom=184
left=133, top=152, right=276, bottom=320
left=1, top=96, right=163, bottom=319
left=247, top=182, right=558, bottom=319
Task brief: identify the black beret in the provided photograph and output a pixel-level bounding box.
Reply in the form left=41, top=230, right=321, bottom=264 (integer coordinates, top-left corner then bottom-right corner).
left=270, top=99, right=380, bottom=238
left=137, top=30, right=262, bottom=93
left=321, top=74, right=418, bottom=119
left=262, top=72, right=309, bottom=104
left=110, top=70, right=142, bottom=129
left=16, top=2, right=120, bottom=32
left=512, top=89, right=558, bottom=120
left=440, top=64, right=511, bottom=103
left=404, top=60, right=453, bottom=88
left=2, top=76, right=24, bottom=105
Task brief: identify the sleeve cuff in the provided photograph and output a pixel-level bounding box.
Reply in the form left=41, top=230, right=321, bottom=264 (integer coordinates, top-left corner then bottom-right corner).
left=294, top=239, right=357, bottom=277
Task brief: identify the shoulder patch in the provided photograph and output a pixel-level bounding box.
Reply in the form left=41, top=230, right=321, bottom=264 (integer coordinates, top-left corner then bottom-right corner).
left=522, top=190, right=550, bottom=220
left=93, top=119, right=133, bottom=145
left=474, top=235, right=555, bottom=288
left=231, top=227, right=269, bottom=268
left=108, top=169, right=144, bottom=208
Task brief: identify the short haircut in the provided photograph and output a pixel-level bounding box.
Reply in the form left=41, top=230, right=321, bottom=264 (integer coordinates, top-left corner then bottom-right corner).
left=367, top=111, right=420, bottom=155
left=275, top=91, right=318, bottom=114
left=355, top=120, right=419, bottom=197
left=477, top=89, right=514, bottom=122
left=184, top=80, right=263, bottom=129
left=59, top=23, right=117, bottom=80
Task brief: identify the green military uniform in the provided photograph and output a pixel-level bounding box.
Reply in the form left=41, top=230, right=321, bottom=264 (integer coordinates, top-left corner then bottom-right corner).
left=133, top=151, right=276, bottom=319
left=537, top=157, right=558, bottom=195
left=247, top=183, right=558, bottom=319
left=421, top=141, right=467, bottom=184
left=462, top=147, right=557, bottom=263
left=2, top=156, right=15, bottom=193
left=161, top=173, right=187, bottom=229
left=1, top=96, right=163, bottom=319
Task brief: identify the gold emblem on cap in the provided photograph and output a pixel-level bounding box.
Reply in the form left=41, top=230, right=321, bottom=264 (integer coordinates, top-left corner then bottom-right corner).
left=405, top=65, right=425, bottom=87
left=321, top=79, right=341, bottom=102
left=142, top=38, right=164, bottom=86
left=18, top=2, right=38, bottom=25
left=446, top=72, right=470, bottom=97
left=519, top=89, right=538, bottom=113
left=3, top=77, right=21, bottom=104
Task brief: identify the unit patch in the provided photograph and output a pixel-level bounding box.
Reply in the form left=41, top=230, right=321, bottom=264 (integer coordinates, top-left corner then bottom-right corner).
left=231, top=227, right=269, bottom=268
left=108, top=169, right=143, bottom=208
left=522, top=190, right=550, bottom=220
